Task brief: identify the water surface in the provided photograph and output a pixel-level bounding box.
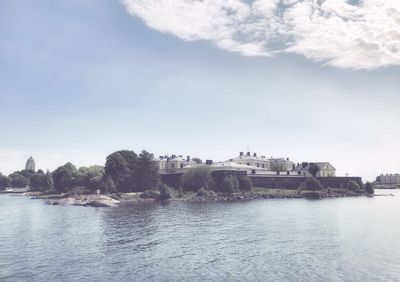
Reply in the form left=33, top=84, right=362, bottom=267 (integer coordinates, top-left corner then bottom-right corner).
left=1, top=190, right=399, bottom=281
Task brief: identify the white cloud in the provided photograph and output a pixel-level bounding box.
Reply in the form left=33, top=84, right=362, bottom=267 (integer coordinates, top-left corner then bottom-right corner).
left=123, top=0, right=400, bottom=69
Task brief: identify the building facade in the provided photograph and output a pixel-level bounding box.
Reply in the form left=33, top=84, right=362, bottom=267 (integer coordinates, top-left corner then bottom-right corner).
left=228, top=152, right=294, bottom=173
left=376, top=174, right=400, bottom=185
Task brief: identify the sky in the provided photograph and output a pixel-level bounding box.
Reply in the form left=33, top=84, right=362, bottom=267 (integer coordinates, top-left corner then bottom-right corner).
left=0, top=0, right=400, bottom=181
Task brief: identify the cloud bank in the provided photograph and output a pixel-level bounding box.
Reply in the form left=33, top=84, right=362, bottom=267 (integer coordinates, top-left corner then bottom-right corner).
left=123, top=0, right=400, bottom=70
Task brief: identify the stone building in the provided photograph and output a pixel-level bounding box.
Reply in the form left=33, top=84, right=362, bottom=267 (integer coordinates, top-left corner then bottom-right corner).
left=155, top=155, right=197, bottom=173
left=228, top=152, right=294, bottom=172
left=293, top=162, right=336, bottom=177
left=25, top=156, right=35, bottom=171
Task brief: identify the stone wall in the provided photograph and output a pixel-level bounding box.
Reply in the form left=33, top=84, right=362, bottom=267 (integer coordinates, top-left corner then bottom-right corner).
left=161, top=170, right=363, bottom=190
left=249, top=175, right=363, bottom=189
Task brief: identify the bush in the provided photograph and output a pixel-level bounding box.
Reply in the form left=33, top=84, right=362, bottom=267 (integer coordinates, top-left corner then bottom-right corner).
left=157, top=184, right=173, bottom=201
left=220, top=176, right=239, bottom=194
left=140, top=190, right=161, bottom=199
left=365, top=182, right=374, bottom=194
left=304, top=177, right=322, bottom=192
left=196, top=188, right=209, bottom=197
left=239, top=176, right=252, bottom=191
left=182, top=167, right=214, bottom=192
left=346, top=180, right=361, bottom=191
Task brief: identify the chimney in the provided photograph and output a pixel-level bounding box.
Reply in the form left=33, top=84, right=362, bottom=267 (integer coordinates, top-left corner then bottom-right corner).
left=247, top=152, right=251, bottom=156
left=253, top=153, right=257, bottom=157
left=240, top=152, right=244, bottom=156
left=186, top=156, right=190, bottom=162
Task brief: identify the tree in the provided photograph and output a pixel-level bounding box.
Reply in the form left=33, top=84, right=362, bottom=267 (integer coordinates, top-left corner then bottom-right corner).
left=0, top=173, right=10, bottom=190
left=45, top=170, right=54, bottom=192
left=104, top=150, right=138, bottom=192
left=157, top=184, right=173, bottom=201
left=308, top=164, right=320, bottom=177
left=104, top=175, right=116, bottom=194
left=135, top=151, right=160, bottom=191
left=239, top=176, right=252, bottom=192
left=104, top=150, right=160, bottom=192
left=76, top=166, right=104, bottom=192
left=346, top=180, right=361, bottom=191
left=191, top=157, right=202, bottom=164
left=365, top=182, right=374, bottom=194
left=181, top=167, right=214, bottom=192
left=220, top=176, right=239, bottom=194
left=30, top=171, right=47, bottom=191
left=52, top=162, right=78, bottom=193
left=304, top=177, right=322, bottom=192
left=270, top=162, right=286, bottom=172
left=9, top=172, right=30, bottom=188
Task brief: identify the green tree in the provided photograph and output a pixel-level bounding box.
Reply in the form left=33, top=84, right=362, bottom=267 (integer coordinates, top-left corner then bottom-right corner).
left=346, top=180, right=361, bottom=191
left=157, top=184, right=173, bottom=201
left=52, top=162, right=78, bottom=193
left=365, top=182, right=374, bottom=194
left=181, top=167, right=214, bottom=192
left=239, top=176, right=252, bottom=191
left=104, top=175, right=116, bottom=194
left=76, top=166, right=104, bottom=192
left=135, top=150, right=160, bottom=191
left=30, top=171, right=47, bottom=191
left=0, top=173, right=10, bottom=190
left=45, top=170, right=54, bottom=192
left=104, top=150, right=138, bottom=192
left=220, top=176, right=239, bottom=194
left=308, top=164, right=320, bottom=177
left=9, top=172, right=30, bottom=188
left=304, top=177, right=322, bottom=192
left=270, top=162, right=286, bottom=172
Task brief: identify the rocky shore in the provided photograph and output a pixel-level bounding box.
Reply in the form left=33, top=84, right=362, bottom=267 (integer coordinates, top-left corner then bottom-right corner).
left=30, top=193, right=120, bottom=207
left=24, top=188, right=377, bottom=207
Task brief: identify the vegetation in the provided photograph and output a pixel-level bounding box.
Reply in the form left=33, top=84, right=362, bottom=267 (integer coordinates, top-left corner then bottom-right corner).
left=0, top=173, right=10, bottom=190
left=270, top=162, right=287, bottom=172
left=238, top=176, right=252, bottom=191
left=365, top=182, right=374, bottom=194
left=104, top=150, right=159, bottom=193
left=157, top=184, right=173, bottom=201
left=346, top=180, right=361, bottom=191
left=304, top=177, right=322, bottom=192
left=181, top=167, right=214, bottom=192
left=9, top=172, right=30, bottom=188
left=308, top=164, right=320, bottom=177
left=219, top=176, right=239, bottom=194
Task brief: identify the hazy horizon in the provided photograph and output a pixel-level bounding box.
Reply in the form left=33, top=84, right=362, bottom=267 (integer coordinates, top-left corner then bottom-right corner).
left=1, top=0, right=400, bottom=181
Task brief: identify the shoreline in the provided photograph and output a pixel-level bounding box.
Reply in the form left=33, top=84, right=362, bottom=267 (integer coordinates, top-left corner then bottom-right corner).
left=12, top=187, right=381, bottom=207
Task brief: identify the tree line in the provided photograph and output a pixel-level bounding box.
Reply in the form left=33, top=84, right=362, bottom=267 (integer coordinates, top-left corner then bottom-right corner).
left=0, top=150, right=160, bottom=194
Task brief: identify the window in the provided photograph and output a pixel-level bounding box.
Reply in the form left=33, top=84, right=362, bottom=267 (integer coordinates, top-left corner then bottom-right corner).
left=171, top=163, right=175, bottom=168
left=247, top=163, right=250, bottom=166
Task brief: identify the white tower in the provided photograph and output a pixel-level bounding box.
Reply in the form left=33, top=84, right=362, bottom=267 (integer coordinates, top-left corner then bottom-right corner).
left=25, top=156, right=35, bottom=171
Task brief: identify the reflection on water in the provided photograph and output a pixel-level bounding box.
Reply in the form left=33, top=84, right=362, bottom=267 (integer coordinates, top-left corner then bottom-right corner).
left=1, top=190, right=400, bottom=281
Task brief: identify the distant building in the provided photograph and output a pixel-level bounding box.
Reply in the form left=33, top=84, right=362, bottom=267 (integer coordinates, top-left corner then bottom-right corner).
left=25, top=156, right=35, bottom=171
left=294, top=162, right=336, bottom=177
left=376, top=174, right=400, bottom=185
left=228, top=152, right=294, bottom=173
left=155, top=155, right=198, bottom=173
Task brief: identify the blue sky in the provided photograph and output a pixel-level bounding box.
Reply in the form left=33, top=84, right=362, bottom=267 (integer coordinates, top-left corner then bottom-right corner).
left=1, top=0, right=400, bottom=180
